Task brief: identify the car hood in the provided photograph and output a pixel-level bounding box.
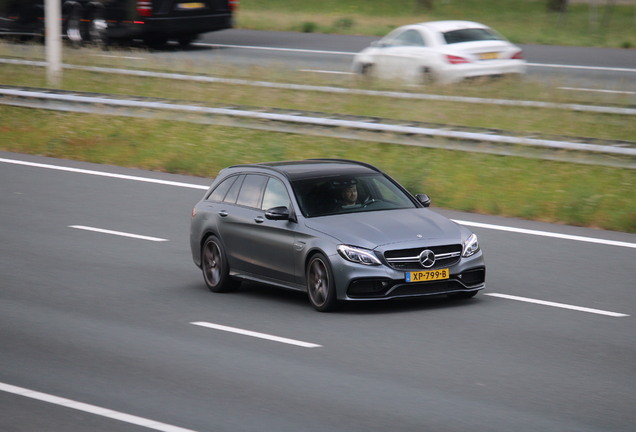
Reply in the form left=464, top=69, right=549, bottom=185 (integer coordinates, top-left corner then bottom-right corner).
left=304, top=208, right=465, bottom=250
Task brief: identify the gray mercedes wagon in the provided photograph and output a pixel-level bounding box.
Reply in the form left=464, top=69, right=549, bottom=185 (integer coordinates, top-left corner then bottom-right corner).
left=190, top=159, right=485, bottom=311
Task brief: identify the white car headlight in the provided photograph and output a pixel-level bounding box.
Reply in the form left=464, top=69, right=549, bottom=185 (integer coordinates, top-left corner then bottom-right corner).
left=462, top=233, right=480, bottom=257
left=337, top=245, right=381, bottom=266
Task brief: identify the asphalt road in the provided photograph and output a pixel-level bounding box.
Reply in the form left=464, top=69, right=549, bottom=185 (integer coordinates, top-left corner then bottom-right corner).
left=1, top=151, right=635, bottom=432
left=147, top=29, right=636, bottom=90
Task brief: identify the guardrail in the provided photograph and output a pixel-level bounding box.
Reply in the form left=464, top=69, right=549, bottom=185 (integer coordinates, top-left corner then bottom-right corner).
left=2, top=86, right=635, bottom=169
left=2, top=58, right=635, bottom=116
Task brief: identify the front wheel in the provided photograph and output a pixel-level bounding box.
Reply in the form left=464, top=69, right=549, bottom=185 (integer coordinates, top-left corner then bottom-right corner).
left=201, top=236, right=239, bottom=293
left=306, top=253, right=337, bottom=312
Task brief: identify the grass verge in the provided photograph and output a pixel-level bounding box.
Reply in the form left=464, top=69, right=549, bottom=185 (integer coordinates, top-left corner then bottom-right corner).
left=2, top=104, right=635, bottom=233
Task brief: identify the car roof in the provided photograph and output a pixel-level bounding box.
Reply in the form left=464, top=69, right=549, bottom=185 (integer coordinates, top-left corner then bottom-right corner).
left=228, top=159, right=382, bottom=181
left=413, top=20, right=488, bottom=33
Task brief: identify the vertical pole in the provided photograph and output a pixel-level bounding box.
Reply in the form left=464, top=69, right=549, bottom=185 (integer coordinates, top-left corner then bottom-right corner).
left=45, top=0, right=62, bottom=86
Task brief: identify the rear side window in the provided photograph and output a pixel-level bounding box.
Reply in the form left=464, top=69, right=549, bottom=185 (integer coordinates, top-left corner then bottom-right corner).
left=236, top=174, right=267, bottom=208
left=208, top=175, right=238, bottom=202
left=223, top=175, right=244, bottom=204
left=443, top=28, right=502, bottom=44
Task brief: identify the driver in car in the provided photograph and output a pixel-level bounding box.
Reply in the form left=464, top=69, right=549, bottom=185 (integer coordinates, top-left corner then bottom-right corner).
left=340, top=183, right=359, bottom=208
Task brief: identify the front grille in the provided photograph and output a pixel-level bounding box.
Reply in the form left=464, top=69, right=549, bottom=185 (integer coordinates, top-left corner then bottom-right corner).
left=346, top=272, right=485, bottom=299
left=384, top=244, right=462, bottom=270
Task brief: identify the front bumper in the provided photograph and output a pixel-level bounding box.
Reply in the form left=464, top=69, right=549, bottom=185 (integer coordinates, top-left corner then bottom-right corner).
left=330, top=250, right=486, bottom=301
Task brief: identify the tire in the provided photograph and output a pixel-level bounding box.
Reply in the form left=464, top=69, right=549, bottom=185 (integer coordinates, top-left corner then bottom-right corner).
left=201, top=235, right=239, bottom=293
left=178, top=35, right=196, bottom=47
left=306, top=253, right=337, bottom=312
left=87, top=6, right=109, bottom=48
left=65, top=5, right=83, bottom=46
left=421, top=66, right=435, bottom=85
left=448, top=290, right=478, bottom=300
left=145, top=36, right=168, bottom=49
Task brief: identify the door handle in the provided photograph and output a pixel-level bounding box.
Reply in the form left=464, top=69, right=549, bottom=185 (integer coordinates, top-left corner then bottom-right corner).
left=254, top=216, right=264, bottom=224
left=218, top=210, right=228, bottom=217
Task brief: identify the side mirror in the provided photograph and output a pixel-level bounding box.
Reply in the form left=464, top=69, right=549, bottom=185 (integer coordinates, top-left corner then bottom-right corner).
left=265, top=206, right=293, bottom=221
left=416, top=194, right=431, bottom=207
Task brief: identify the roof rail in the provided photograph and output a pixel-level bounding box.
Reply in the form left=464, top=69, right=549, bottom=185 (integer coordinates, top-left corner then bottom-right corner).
left=305, top=158, right=381, bottom=172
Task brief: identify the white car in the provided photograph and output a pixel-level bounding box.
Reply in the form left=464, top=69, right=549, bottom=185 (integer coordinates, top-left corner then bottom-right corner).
left=352, top=20, right=526, bottom=85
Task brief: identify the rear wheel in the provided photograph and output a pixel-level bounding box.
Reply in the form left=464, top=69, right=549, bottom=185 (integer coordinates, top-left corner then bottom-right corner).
left=145, top=35, right=167, bottom=49
left=201, top=236, right=239, bottom=293
left=421, top=66, right=435, bottom=85
left=87, top=6, right=109, bottom=48
left=306, top=253, right=337, bottom=312
left=65, top=5, right=83, bottom=46
left=178, top=34, right=197, bottom=47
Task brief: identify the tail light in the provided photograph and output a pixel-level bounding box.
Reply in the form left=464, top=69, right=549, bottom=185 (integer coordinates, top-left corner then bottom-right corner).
left=228, top=0, right=239, bottom=11
left=511, top=50, right=524, bottom=60
left=446, top=55, right=471, bottom=65
left=137, top=1, right=153, bottom=17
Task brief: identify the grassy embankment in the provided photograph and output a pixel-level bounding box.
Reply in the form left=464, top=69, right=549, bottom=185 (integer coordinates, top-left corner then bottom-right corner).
left=1, top=0, right=635, bottom=232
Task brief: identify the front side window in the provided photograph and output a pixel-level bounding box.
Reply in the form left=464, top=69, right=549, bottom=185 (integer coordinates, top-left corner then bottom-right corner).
left=261, top=177, right=290, bottom=210
left=394, top=29, right=426, bottom=46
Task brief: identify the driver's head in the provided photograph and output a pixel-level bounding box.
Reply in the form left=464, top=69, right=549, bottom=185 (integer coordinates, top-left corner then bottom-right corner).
left=341, top=184, right=358, bottom=205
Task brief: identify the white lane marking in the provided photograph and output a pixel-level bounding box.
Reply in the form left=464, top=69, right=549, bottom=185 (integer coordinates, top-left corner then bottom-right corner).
left=559, top=86, right=636, bottom=95
left=192, top=42, right=354, bottom=56
left=453, top=219, right=636, bottom=250
left=92, top=54, right=146, bottom=60
left=0, top=382, right=198, bottom=432
left=485, top=293, right=629, bottom=317
left=299, top=68, right=354, bottom=75
left=2, top=158, right=634, bottom=250
left=191, top=322, right=322, bottom=348
left=527, top=62, right=636, bottom=73
left=0, top=158, right=209, bottom=190
left=69, top=225, right=169, bottom=242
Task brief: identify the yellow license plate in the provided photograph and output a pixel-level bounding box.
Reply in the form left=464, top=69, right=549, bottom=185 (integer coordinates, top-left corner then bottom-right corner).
left=480, top=52, right=499, bottom=60
left=178, top=2, right=205, bottom=9
left=406, top=268, right=449, bottom=283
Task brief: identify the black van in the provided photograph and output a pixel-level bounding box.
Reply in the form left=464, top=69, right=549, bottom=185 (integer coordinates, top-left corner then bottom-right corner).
left=0, top=0, right=237, bottom=47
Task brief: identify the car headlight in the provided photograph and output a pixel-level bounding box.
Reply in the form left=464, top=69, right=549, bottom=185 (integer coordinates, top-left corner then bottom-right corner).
left=462, top=233, right=480, bottom=257
left=337, top=245, right=381, bottom=266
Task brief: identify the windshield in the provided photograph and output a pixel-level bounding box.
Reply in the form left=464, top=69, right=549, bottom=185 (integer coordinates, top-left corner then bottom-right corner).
left=443, top=28, right=503, bottom=44
left=291, top=173, right=417, bottom=218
